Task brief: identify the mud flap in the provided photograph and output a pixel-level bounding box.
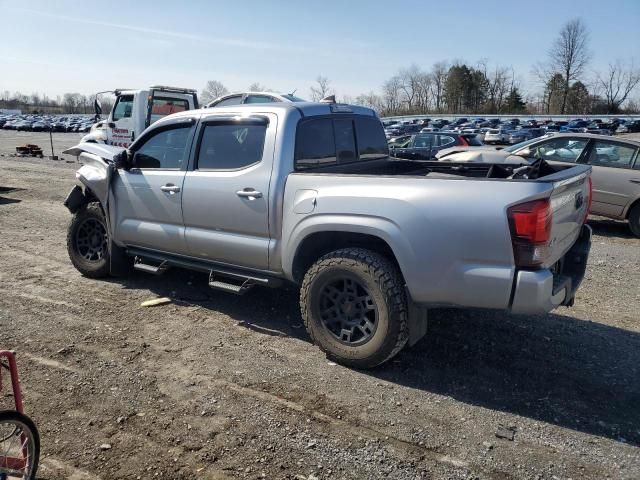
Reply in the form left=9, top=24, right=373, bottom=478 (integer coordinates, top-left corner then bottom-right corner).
left=63, top=186, right=86, bottom=213
left=406, top=289, right=428, bottom=346
left=109, top=242, right=131, bottom=277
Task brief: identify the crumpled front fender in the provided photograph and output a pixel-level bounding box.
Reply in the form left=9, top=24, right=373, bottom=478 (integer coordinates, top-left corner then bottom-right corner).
left=63, top=143, right=123, bottom=207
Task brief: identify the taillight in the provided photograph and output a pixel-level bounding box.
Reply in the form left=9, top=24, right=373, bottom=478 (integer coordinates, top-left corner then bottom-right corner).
left=507, top=199, right=552, bottom=268
left=583, top=176, right=593, bottom=224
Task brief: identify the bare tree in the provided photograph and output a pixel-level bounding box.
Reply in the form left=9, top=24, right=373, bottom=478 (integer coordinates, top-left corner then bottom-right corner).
left=200, top=80, right=229, bottom=104
left=309, top=76, right=333, bottom=101
left=248, top=82, right=269, bottom=92
left=547, top=18, right=591, bottom=113
left=428, top=61, right=448, bottom=113
left=595, top=60, right=640, bottom=113
left=382, top=76, right=402, bottom=115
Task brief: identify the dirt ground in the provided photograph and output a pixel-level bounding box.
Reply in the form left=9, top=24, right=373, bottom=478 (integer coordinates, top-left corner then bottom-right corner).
left=0, top=130, right=639, bottom=480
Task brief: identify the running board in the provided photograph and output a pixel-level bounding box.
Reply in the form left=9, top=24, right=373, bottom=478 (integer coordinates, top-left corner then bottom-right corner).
left=126, top=247, right=283, bottom=289
left=133, top=258, right=168, bottom=275
left=208, top=272, right=254, bottom=295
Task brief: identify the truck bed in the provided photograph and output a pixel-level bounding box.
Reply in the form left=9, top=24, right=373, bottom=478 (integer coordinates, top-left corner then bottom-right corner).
left=296, top=157, right=585, bottom=182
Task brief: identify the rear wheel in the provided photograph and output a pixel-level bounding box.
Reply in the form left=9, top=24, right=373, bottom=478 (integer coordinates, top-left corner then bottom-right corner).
left=629, top=204, right=640, bottom=237
left=0, top=410, right=40, bottom=480
left=300, top=248, right=409, bottom=369
left=67, top=202, right=110, bottom=278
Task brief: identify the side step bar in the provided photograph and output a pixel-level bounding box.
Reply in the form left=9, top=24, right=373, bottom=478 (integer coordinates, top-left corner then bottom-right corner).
left=126, top=248, right=283, bottom=293
left=133, top=257, right=168, bottom=275
left=209, top=272, right=254, bottom=295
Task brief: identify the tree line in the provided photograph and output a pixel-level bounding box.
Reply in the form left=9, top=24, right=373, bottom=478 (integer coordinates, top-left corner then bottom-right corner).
left=3, top=18, right=638, bottom=117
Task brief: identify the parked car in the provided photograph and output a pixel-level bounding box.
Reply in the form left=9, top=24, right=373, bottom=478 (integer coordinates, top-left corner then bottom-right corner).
left=206, top=91, right=307, bottom=108
left=62, top=101, right=592, bottom=368
left=390, top=132, right=483, bottom=160
left=616, top=120, right=640, bottom=134
left=507, top=129, right=533, bottom=144
left=439, top=133, right=640, bottom=236
left=484, top=128, right=510, bottom=145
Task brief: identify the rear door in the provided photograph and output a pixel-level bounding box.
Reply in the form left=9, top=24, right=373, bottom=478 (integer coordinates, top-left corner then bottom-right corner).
left=181, top=115, right=276, bottom=269
left=112, top=119, right=195, bottom=254
left=584, top=139, right=640, bottom=217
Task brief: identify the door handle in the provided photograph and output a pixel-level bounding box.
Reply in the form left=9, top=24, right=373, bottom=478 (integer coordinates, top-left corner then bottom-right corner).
left=160, top=184, right=181, bottom=194
left=236, top=189, right=262, bottom=199
left=630, top=179, right=640, bottom=184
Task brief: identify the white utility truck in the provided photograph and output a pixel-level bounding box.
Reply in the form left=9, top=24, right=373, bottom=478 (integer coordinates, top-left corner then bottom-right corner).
left=82, top=86, right=198, bottom=147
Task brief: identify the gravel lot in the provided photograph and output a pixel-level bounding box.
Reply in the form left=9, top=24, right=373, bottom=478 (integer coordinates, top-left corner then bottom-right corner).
left=0, top=130, right=639, bottom=479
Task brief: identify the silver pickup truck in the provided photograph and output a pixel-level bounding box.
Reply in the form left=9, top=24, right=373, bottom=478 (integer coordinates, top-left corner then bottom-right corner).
left=63, top=102, right=593, bottom=368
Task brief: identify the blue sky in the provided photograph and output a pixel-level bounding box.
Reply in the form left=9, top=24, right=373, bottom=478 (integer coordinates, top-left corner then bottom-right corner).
left=1, top=0, right=639, bottom=99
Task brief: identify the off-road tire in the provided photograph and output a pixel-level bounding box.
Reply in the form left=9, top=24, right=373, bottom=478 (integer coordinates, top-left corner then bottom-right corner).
left=629, top=204, right=640, bottom=238
left=300, top=248, right=409, bottom=369
left=67, top=202, right=110, bottom=278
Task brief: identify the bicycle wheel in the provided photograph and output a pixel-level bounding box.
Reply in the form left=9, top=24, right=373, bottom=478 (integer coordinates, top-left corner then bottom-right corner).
left=0, top=411, right=39, bottom=480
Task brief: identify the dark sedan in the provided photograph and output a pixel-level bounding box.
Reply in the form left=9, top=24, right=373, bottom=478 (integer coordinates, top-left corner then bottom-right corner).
left=390, top=132, right=482, bottom=160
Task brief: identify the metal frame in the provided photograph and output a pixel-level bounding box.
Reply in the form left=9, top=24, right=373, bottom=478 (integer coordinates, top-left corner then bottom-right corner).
left=0, top=351, right=24, bottom=413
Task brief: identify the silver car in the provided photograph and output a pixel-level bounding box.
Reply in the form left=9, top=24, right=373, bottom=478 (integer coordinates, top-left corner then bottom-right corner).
left=440, top=133, right=640, bottom=236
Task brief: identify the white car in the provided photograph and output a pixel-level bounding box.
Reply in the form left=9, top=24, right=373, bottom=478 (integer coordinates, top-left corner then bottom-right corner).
left=484, top=128, right=510, bottom=145
left=206, top=91, right=306, bottom=108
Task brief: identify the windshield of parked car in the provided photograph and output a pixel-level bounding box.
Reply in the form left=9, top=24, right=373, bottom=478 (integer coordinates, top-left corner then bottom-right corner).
left=503, top=136, right=548, bottom=153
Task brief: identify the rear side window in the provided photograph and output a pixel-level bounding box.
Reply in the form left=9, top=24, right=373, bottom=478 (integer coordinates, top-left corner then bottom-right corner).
left=212, top=95, right=243, bottom=107
left=355, top=117, right=388, bottom=160
left=437, top=135, right=455, bottom=147
left=151, top=97, right=188, bottom=115
left=295, top=119, right=337, bottom=169
left=197, top=123, right=266, bottom=170
left=587, top=141, right=637, bottom=169
left=245, top=95, right=277, bottom=104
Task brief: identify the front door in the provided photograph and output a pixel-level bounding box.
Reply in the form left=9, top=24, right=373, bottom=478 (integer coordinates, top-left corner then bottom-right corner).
left=108, top=94, right=135, bottom=147
left=181, top=115, right=275, bottom=270
left=112, top=123, right=194, bottom=254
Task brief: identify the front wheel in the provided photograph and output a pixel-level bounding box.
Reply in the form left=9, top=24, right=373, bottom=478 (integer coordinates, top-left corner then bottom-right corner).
left=0, top=410, right=40, bottom=480
left=300, top=248, right=409, bottom=369
left=67, top=202, right=110, bottom=278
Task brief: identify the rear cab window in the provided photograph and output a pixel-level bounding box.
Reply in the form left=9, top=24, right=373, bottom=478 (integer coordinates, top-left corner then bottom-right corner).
left=295, top=116, right=388, bottom=170
left=150, top=97, right=189, bottom=123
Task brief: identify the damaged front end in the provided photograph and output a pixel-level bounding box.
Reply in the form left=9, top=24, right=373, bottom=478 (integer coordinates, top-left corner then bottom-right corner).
left=62, top=143, right=124, bottom=214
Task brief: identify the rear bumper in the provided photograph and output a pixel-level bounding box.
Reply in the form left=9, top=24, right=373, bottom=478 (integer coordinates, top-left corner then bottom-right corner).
left=510, top=225, right=592, bottom=314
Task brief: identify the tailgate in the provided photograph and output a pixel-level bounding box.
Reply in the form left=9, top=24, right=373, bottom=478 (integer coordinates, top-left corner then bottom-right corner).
left=545, top=166, right=591, bottom=266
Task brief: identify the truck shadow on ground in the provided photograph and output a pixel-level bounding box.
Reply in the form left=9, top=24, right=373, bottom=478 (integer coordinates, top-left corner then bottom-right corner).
left=587, top=217, right=635, bottom=239
left=120, top=269, right=640, bottom=447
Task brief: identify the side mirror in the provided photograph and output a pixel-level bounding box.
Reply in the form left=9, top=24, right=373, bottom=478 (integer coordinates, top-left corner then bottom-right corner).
left=114, top=150, right=132, bottom=170
left=108, top=122, right=115, bottom=128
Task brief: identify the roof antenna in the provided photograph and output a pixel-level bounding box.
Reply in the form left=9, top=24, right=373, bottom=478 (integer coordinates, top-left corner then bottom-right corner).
left=288, top=89, right=297, bottom=96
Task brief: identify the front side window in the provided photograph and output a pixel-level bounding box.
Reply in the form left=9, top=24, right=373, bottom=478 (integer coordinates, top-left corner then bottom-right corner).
left=134, top=126, right=191, bottom=169
left=531, top=138, right=588, bottom=162
left=112, top=95, right=133, bottom=121
left=197, top=123, right=266, bottom=170
left=588, top=141, right=637, bottom=168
